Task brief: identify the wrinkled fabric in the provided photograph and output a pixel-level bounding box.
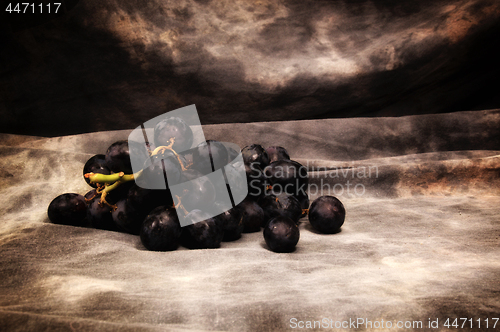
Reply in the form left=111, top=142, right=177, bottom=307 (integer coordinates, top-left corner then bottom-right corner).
left=0, top=110, right=499, bottom=331
left=2, top=0, right=500, bottom=136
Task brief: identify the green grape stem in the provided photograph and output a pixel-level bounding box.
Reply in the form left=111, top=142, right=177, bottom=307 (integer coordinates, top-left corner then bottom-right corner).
left=85, top=171, right=141, bottom=210
left=83, top=138, right=189, bottom=208
left=85, top=172, right=136, bottom=184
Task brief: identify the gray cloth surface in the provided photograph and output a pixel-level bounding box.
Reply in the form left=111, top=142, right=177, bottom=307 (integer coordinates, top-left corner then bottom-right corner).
left=1, top=110, right=499, bottom=331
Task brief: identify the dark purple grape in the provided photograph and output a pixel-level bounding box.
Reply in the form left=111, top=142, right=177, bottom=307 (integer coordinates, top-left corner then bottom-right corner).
left=154, top=117, right=193, bottom=152
left=105, top=140, right=149, bottom=174
left=84, top=189, right=98, bottom=202
left=265, top=146, right=290, bottom=163
left=206, top=140, right=229, bottom=170
left=237, top=199, right=265, bottom=233
left=83, top=154, right=110, bottom=188
left=47, top=193, right=87, bottom=227
left=179, top=150, right=193, bottom=167
left=264, top=160, right=308, bottom=197
left=212, top=201, right=243, bottom=241
left=242, top=144, right=269, bottom=168
left=140, top=206, right=182, bottom=251
left=141, top=153, right=182, bottom=189
left=180, top=176, right=216, bottom=212
left=181, top=210, right=223, bottom=249
left=259, top=193, right=279, bottom=223
left=87, top=195, right=119, bottom=231
left=105, top=181, right=134, bottom=205
left=180, top=168, right=204, bottom=183
left=112, top=199, right=144, bottom=235
left=213, top=163, right=247, bottom=203
left=245, top=163, right=267, bottom=201
left=264, top=216, right=300, bottom=253
left=127, top=183, right=173, bottom=216
left=192, top=140, right=228, bottom=176
left=260, top=192, right=302, bottom=225
left=308, top=196, right=345, bottom=234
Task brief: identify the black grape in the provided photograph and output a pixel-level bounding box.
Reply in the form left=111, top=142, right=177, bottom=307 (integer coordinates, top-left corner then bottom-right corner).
left=180, top=168, right=204, bottom=182
left=264, top=216, right=300, bottom=253
left=127, top=183, right=173, bottom=217
left=260, top=192, right=302, bottom=225
left=87, top=195, right=119, bottom=231
left=105, top=140, right=149, bottom=174
left=179, top=176, right=216, bottom=212
left=277, top=193, right=302, bottom=223
left=83, top=154, right=110, bottom=188
left=212, top=201, right=243, bottom=241
left=237, top=199, right=265, bottom=233
left=154, top=117, right=193, bottom=152
left=180, top=151, right=193, bottom=167
left=265, top=146, right=290, bottom=163
left=105, top=181, right=134, bottom=205
left=181, top=210, right=223, bottom=249
left=140, top=206, right=182, bottom=251
left=84, top=189, right=98, bottom=202
left=245, top=163, right=266, bottom=201
left=141, top=152, right=182, bottom=189
left=264, top=159, right=308, bottom=197
left=192, top=140, right=228, bottom=175
left=47, top=193, right=87, bottom=227
left=241, top=144, right=269, bottom=168
left=111, top=199, right=144, bottom=235
left=308, top=196, right=346, bottom=234
left=205, top=140, right=229, bottom=170
left=213, top=163, right=247, bottom=202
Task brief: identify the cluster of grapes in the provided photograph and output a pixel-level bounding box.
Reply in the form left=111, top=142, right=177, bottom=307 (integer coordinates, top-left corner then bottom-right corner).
left=47, top=117, right=345, bottom=253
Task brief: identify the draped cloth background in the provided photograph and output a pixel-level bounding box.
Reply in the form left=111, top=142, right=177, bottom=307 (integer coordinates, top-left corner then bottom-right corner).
left=1, top=109, right=499, bottom=331
left=2, top=0, right=500, bottom=136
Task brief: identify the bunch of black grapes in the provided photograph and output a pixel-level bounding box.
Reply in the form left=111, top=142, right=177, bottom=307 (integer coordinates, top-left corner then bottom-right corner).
left=48, top=117, right=346, bottom=253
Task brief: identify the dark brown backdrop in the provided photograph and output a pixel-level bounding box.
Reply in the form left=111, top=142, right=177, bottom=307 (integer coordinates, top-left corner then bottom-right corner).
left=1, top=0, right=500, bottom=136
